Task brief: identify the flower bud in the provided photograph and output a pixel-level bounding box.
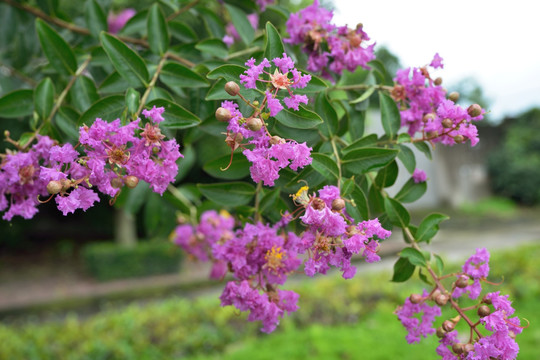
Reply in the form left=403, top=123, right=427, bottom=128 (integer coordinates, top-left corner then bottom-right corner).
left=477, top=305, right=491, bottom=317
left=442, top=320, right=455, bottom=332
left=60, top=179, right=72, bottom=192
left=269, top=135, right=285, bottom=145
left=436, top=327, right=447, bottom=338
left=311, top=197, right=326, bottom=210
left=482, top=294, right=492, bottom=305
left=409, top=293, right=423, bottom=304
left=427, top=131, right=438, bottom=139
left=435, top=294, right=449, bottom=306
left=448, top=92, right=460, bottom=102
left=441, top=118, right=453, bottom=128
left=453, top=135, right=465, bottom=144
left=47, top=180, right=63, bottom=195
left=455, top=275, right=469, bottom=288
left=452, top=343, right=464, bottom=354
left=434, top=77, right=443, bottom=86
left=4, top=130, right=10, bottom=138
left=252, top=100, right=260, bottom=107
left=224, top=81, right=240, bottom=96
left=246, top=117, right=263, bottom=131
left=508, top=330, right=516, bottom=340
left=331, top=198, right=345, bottom=211
left=463, top=343, right=475, bottom=353
left=124, top=175, right=139, bottom=189
left=422, top=113, right=436, bottom=123
left=431, top=289, right=442, bottom=300
left=215, top=107, right=232, bottom=122
left=467, top=104, right=482, bottom=117
left=111, top=177, right=124, bottom=189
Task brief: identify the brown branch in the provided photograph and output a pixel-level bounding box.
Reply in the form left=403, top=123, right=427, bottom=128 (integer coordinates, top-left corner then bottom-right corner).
left=166, top=0, right=202, bottom=21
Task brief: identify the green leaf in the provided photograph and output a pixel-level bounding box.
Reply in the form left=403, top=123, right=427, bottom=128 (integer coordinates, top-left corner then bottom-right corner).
left=342, top=134, right=378, bottom=154
left=349, top=184, right=369, bottom=220
left=125, top=88, right=140, bottom=116
left=160, top=62, right=209, bottom=89
left=99, top=71, right=129, bottom=94
left=225, top=4, right=254, bottom=45
left=414, top=141, right=432, bottom=160
left=374, top=160, right=398, bottom=188
left=384, top=197, right=410, bottom=228
left=78, top=95, right=125, bottom=126
left=400, top=247, right=427, bottom=267
left=397, top=133, right=411, bottom=144
left=263, top=22, right=284, bottom=61
left=379, top=91, right=400, bottom=139
left=434, top=253, right=444, bottom=274
left=55, top=106, right=79, bottom=139
left=207, top=64, right=246, bottom=82
left=146, top=99, right=200, bottom=129
left=70, top=75, right=99, bottom=113
left=169, top=21, right=197, bottom=42
left=342, top=148, right=399, bottom=175
left=0, top=89, right=33, bottom=118
left=274, top=106, right=323, bottom=129
left=350, top=86, right=376, bottom=104
left=391, top=257, right=415, bottom=282
left=395, top=178, right=427, bottom=203
left=124, top=181, right=151, bottom=214
left=35, top=19, right=77, bottom=75
left=84, top=0, right=107, bottom=39
left=260, top=188, right=280, bottom=215
left=311, top=153, right=339, bottom=180
left=147, top=4, right=169, bottom=55
left=316, top=93, right=338, bottom=136
left=34, top=77, right=55, bottom=120
left=416, top=213, right=450, bottom=243
left=196, top=38, right=228, bottom=59
left=203, top=154, right=250, bottom=180
left=397, top=144, right=416, bottom=174
left=100, top=32, right=149, bottom=88
left=295, top=74, right=328, bottom=94
left=197, top=182, right=255, bottom=207
left=205, top=78, right=236, bottom=101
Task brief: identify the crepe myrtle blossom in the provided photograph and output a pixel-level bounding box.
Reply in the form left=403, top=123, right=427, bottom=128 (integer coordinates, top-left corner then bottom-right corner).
left=413, top=169, right=427, bottom=183
left=107, top=8, right=136, bottom=34
left=285, top=0, right=375, bottom=78
left=452, top=248, right=490, bottom=300
left=392, top=54, right=485, bottom=146
left=396, top=289, right=442, bottom=344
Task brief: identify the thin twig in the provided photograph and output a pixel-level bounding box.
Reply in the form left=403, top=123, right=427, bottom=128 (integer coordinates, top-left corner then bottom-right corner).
left=135, top=55, right=169, bottom=118
left=166, top=0, right=202, bottom=21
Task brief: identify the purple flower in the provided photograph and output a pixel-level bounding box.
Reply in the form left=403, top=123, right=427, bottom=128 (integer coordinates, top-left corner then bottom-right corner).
left=107, top=9, right=136, bottom=34
left=55, top=187, right=99, bottom=215
left=396, top=290, right=441, bottom=344
left=142, top=106, right=165, bottom=123
left=430, top=53, right=444, bottom=69
left=413, top=169, right=427, bottom=183
left=266, top=91, right=283, bottom=116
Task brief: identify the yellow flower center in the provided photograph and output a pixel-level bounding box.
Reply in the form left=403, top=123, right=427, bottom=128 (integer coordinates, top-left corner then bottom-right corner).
left=270, top=69, right=291, bottom=89
left=265, top=245, right=285, bottom=273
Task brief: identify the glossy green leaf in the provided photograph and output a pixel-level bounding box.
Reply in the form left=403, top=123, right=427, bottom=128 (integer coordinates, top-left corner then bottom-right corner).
left=311, top=153, right=339, bottom=180
left=147, top=4, right=169, bottom=55
left=347, top=106, right=365, bottom=140
left=395, top=178, right=427, bottom=203
left=295, top=74, right=328, bottom=94
left=203, top=154, right=250, bottom=180
left=434, top=253, right=444, bottom=274
left=384, top=197, right=410, bottom=228
left=274, top=106, right=323, bottom=129
left=400, top=247, right=427, bottom=267
left=349, top=184, right=369, bottom=220
left=264, top=22, right=284, bottom=61
left=85, top=0, right=107, bottom=39
left=397, top=144, right=416, bottom=174
left=342, top=148, right=399, bottom=174
left=316, top=93, right=338, bottom=136
left=34, top=77, right=55, bottom=120
left=414, top=141, right=432, bottom=160
left=416, top=213, right=450, bottom=243
left=350, top=86, right=376, bottom=104
left=197, top=182, right=255, bottom=207
left=225, top=4, right=254, bottom=45
left=397, top=133, right=411, bottom=144
left=71, top=75, right=99, bottom=113
left=169, top=21, right=197, bottom=42
left=118, top=10, right=147, bottom=36
left=196, top=39, right=228, bottom=59
left=125, top=88, right=140, bottom=116
left=55, top=106, right=79, bottom=139
left=78, top=95, right=125, bottom=126
left=379, top=91, right=400, bottom=139
left=100, top=32, right=149, bottom=88
left=205, top=78, right=236, bottom=101
left=391, top=257, right=415, bottom=282
left=260, top=188, right=280, bottom=215
left=160, top=62, right=209, bottom=89
left=207, top=64, right=246, bottom=82
left=342, top=134, right=378, bottom=154
left=146, top=99, right=200, bottom=129
left=35, top=19, right=77, bottom=74
left=374, top=160, right=398, bottom=188
left=0, top=89, right=33, bottom=118
left=99, top=71, right=129, bottom=94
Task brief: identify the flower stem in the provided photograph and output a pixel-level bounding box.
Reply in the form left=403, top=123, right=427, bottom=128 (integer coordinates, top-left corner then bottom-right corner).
left=135, top=55, right=169, bottom=118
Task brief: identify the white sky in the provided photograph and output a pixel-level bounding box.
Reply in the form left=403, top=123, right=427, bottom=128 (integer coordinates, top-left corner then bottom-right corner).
left=333, top=0, right=540, bottom=120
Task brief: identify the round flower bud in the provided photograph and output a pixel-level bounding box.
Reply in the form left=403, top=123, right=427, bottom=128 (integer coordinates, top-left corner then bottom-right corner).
left=455, top=275, right=469, bottom=288
left=422, top=113, right=436, bottom=123
left=448, top=92, right=460, bottom=102
left=435, top=294, right=449, bottom=306
left=442, top=320, right=455, bottom=332
left=477, top=305, right=491, bottom=317
left=60, top=179, right=72, bottom=192
left=111, top=177, right=124, bottom=189
left=436, top=327, right=447, bottom=338
left=311, top=197, right=326, bottom=210
left=346, top=225, right=359, bottom=235
left=4, top=130, right=10, bottom=138
left=434, top=77, right=443, bottom=86
left=431, top=289, right=442, bottom=301
left=441, top=118, right=453, bottom=128
left=508, top=330, right=516, bottom=340
left=453, top=135, right=465, bottom=144
left=463, top=344, right=475, bottom=354
left=47, top=180, right=63, bottom=195
left=427, top=131, right=438, bottom=139
left=452, top=343, right=464, bottom=354
left=252, top=100, right=260, bottom=107
left=331, top=198, right=346, bottom=211
left=246, top=118, right=263, bottom=131
left=409, top=293, right=423, bottom=304
left=124, top=175, right=139, bottom=189
left=482, top=294, right=492, bottom=305
left=269, top=135, right=285, bottom=145
left=467, top=104, right=482, bottom=117
left=215, top=107, right=232, bottom=122
left=224, top=81, right=240, bottom=96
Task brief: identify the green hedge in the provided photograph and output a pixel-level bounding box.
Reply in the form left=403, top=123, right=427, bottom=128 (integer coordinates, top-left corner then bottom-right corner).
left=82, top=241, right=182, bottom=281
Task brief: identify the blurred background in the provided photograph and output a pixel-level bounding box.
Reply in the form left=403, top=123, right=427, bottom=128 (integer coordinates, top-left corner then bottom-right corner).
left=0, top=0, right=539, bottom=359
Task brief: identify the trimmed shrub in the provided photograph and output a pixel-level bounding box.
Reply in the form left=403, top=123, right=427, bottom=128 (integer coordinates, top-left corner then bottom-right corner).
left=82, top=241, right=182, bottom=281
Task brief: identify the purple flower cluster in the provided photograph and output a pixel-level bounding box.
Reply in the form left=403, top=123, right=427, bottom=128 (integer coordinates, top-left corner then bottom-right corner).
left=396, top=290, right=442, bottom=344
left=0, top=135, right=55, bottom=220
left=295, top=185, right=391, bottom=279
left=107, top=8, right=136, bottom=34
left=413, top=169, right=427, bottom=183
left=452, top=248, right=490, bottom=300
left=285, top=0, right=375, bottom=78
left=393, top=54, right=485, bottom=146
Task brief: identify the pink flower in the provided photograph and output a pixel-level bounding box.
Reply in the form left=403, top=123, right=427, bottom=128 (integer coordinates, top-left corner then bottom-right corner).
left=107, top=9, right=136, bottom=34
left=413, top=169, right=427, bottom=183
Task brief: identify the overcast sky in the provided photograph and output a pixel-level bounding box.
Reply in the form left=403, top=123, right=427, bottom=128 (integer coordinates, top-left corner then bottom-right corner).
left=333, top=0, right=540, bottom=121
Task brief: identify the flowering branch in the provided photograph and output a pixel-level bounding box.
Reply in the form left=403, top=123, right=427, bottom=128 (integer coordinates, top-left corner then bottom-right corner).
left=135, top=55, right=169, bottom=119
